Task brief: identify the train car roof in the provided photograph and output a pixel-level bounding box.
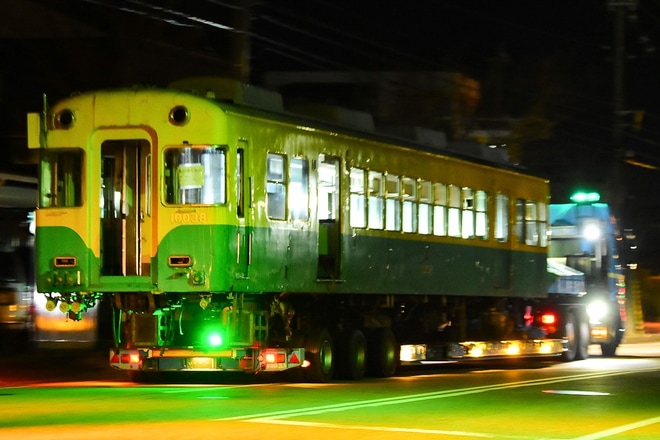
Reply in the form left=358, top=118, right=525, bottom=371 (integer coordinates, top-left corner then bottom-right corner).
left=165, top=77, right=536, bottom=176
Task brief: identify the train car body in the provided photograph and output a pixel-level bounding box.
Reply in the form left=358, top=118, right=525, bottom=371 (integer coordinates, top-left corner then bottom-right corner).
left=27, top=78, right=586, bottom=381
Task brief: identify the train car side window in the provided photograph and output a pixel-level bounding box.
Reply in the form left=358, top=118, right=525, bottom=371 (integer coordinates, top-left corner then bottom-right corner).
left=40, top=149, right=83, bottom=208
left=515, top=199, right=525, bottom=243
left=418, top=180, right=432, bottom=234
left=236, top=149, right=244, bottom=218
left=402, top=177, right=417, bottom=233
left=432, top=182, right=447, bottom=236
left=266, top=153, right=286, bottom=220
left=289, top=158, right=309, bottom=221
left=516, top=199, right=542, bottom=246
left=475, top=190, right=488, bottom=239
left=447, top=184, right=461, bottom=237
left=368, top=171, right=384, bottom=229
left=495, top=193, right=509, bottom=242
left=349, top=168, right=366, bottom=228
left=164, top=145, right=226, bottom=205
left=525, top=201, right=539, bottom=245
left=385, top=174, right=401, bottom=231
left=461, top=187, right=475, bottom=239
left=538, top=202, right=548, bottom=247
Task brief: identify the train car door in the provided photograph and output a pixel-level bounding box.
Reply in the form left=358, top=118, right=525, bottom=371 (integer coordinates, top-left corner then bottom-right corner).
left=317, top=154, right=341, bottom=279
left=100, top=139, right=152, bottom=277
left=236, top=142, right=250, bottom=278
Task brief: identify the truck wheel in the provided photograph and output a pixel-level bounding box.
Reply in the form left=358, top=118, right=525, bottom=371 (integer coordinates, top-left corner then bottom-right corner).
left=368, top=327, right=398, bottom=377
left=304, top=328, right=334, bottom=382
left=562, top=311, right=589, bottom=361
left=575, top=317, right=590, bottom=360
left=337, top=329, right=367, bottom=380
left=562, top=311, right=578, bottom=361
left=600, top=324, right=623, bottom=357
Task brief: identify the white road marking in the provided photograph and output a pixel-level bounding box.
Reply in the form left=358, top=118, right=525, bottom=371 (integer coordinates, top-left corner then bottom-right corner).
left=570, top=415, right=660, bottom=440
left=216, top=367, right=659, bottom=422
left=247, top=419, right=551, bottom=440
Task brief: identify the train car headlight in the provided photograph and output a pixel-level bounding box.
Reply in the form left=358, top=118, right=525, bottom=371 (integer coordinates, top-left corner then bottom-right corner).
left=587, top=300, right=608, bottom=324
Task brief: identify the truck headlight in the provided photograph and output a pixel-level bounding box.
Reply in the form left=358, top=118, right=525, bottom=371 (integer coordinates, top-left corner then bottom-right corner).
left=587, top=300, right=608, bottom=324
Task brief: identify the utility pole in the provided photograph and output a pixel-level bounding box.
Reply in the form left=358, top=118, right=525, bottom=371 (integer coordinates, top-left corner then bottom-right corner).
left=229, top=0, right=255, bottom=83
left=608, top=0, right=636, bottom=218
left=607, top=0, right=644, bottom=335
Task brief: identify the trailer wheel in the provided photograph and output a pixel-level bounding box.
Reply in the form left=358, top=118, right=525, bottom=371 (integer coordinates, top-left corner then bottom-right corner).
left=337, top=329, right=367, bottom=380
left=304, top=328, right=334, bottom=383
left=368, top=327, right=398, bottom=377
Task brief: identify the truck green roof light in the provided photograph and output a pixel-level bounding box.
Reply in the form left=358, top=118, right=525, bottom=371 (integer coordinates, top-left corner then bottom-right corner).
left=570, top=191, right=600, bottom=203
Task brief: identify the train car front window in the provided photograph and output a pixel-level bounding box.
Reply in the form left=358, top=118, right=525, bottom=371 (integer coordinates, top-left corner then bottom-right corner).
left=164, top=145, right=227, bottom=205
left=39, top=149, right=83, bottom=208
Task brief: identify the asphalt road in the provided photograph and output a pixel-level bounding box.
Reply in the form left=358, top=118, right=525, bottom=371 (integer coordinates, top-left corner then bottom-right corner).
left=1, top=335, right=659, bottom=440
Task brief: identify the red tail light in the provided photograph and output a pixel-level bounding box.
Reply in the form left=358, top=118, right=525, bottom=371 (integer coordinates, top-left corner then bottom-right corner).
left=541, top=313, right=557, bottom=325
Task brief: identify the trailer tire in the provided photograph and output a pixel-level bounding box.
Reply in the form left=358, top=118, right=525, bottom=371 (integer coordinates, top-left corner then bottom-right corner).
left=337, top=329, right=367, bottom=380
left=304, top=328, right=334, bottom=383
left=368, top=327, right=398, bottom=377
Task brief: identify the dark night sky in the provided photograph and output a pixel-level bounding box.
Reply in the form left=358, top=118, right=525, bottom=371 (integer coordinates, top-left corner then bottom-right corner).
left=5, top=0, right=660, bottom=234
left=249, top=1, right=660, bottom=220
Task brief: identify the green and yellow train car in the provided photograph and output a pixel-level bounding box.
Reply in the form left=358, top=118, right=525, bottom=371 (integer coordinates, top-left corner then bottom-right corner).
left=27, top=77, right=581, bottom=382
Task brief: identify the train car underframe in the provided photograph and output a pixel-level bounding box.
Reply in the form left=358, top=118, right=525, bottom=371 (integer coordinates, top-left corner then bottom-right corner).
left=108, top=290, right=585, bottom=382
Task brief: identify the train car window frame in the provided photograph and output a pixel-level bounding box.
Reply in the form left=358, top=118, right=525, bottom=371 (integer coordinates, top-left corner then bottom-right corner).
left=368, top=170, right=384, bottom=230
left=289, top=157, right=310, bottom=221
left=418, top=180, right=432, bottom=235
left=164, top=145, right=227, bottom=206
left=39, top=149, right=84, bottom=208
left=432, top=182, right=447, bottom=236
left=402, top=177, right=417, bottom=233
left=266, top=153, right=287, bottom=220
left=385, top=173, right=401, bottom=232
left=349, top=167, right=366, bottom=228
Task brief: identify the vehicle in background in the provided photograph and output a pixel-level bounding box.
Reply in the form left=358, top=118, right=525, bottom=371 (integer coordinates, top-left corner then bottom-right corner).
left=0, top=209, right=99, bottom=351
left=548, top=192, right=626, bottom=356
left=0, top=247, right=34, bottom=349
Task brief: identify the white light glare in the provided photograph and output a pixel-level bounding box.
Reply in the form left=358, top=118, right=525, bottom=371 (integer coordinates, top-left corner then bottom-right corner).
left=583, top=223, right=601, bottom=241
left=587, top=300, right=608, bottom=323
